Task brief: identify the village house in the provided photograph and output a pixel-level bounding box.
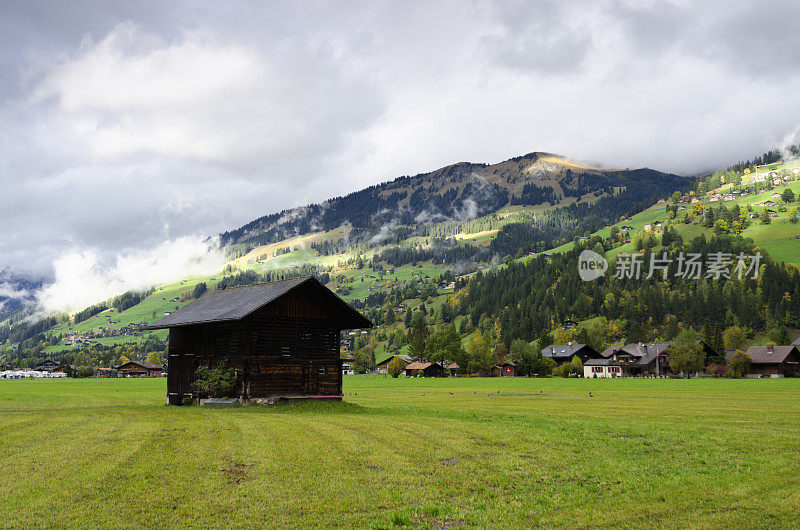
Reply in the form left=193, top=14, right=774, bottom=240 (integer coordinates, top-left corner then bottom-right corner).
left=491, top=360, right=518, bottom=377
left=375, top=354, right=413, bottom=374
left=583, top=358, right=622, bottom=378
left=600, top=341, right=716, bottom=377
left=600, top=342, right=673, bottom=376
left=736, top=345, right=800, bottom=378
left=34, top=360, right=62, bottom=372
left=542, top=343, right=600, bottom=365
left=445, top=362, right=459, bottom=376
left=404, top=362, right=443, bottom=378
left=116, top=361, right=165, bottom=377
left=147, top=277, right=372, bottom=404
left=562, top=319, right=580, bottom=331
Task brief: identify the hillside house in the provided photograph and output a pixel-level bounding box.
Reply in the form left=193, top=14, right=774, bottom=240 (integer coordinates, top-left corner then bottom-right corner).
left=147, top=277, right=372, bottom=405
left=562, top=319, right=580, bottom=331
left=404, top=362, right=443, bottom=378
left=737, top=345, right=800, bottom=378
left=542, top=343, right=600, bottom=366
left=375, top=354, right=413, bottom=374
left=491, top=361, right=518, bottom=377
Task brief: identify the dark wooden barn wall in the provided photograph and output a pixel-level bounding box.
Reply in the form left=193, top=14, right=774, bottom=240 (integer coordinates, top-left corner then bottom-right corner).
left=167, top=288, right=347, bottom=403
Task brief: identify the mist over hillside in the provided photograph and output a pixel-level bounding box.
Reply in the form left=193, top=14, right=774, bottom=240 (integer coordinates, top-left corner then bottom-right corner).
left=221, top=152, right=687, bottom=250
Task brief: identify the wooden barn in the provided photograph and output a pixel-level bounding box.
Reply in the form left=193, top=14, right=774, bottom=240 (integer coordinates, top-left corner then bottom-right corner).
left=148, top=277, right=372, bottom=404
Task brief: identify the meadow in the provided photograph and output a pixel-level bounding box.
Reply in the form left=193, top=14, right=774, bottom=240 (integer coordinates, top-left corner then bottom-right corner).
left=1, top=377, right=799, bottom=528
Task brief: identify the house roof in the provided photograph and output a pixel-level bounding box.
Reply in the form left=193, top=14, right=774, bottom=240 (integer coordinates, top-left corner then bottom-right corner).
left=146, top=277, right=371, bottom=330
left=793, top=337, right=800, bottom=347
left=117, top=361, right=163, bottom=370
left=405, top=362, right=440, bottom=370
left=445, top=362, right=459, bottom=369
left=376, top=354, right=413, bottom=366
left=601, top=342, right=673, bottom=367
left=584, top=358, right=621, bottom=366
left=542, top=344, right=589, bottom=359
left=744, top=345, right=799, bottom=364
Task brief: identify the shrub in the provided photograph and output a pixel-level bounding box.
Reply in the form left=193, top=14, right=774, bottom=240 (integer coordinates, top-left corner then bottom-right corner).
left=193, top=364, right=237, bottom=398
left=727, top=350, right=752, bottom=378
left=387, top=357, right=406, bottom=378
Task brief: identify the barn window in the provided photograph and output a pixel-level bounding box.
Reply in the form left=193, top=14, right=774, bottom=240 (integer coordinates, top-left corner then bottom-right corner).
left=318, top=366, right=326, bottom=375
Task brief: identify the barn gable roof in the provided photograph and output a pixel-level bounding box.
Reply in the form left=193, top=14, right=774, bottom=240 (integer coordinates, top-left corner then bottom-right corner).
left=146, top=277, right=371, bottom=330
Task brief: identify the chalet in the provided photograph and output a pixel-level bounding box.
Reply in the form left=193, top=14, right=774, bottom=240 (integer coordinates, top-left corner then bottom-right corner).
left=147, top=277, right=372, bottom=404
left=491, top=361, right=518, bottom=377
left=652, top=221, right=663, bottom=227
left=766, top=209, right=778, bottom=217
left=738, top=345, right=800, bottom=378
left=375, top=354, right=413, bottom=374
left=116, top=361, right=164, bottom=377
left=621, top=226, right=634, bottom=231
left=562, top=319, right=580, bottom=331
left=34, top=360, right=62, bottom=372
left=542, top=343, right=600, bottom=366
left=601, top=342, right=673, bottom=376
left=583, top=358, right=622, bottom=378
left=404, top=362, right=443, bottom=378
left=445, top=362, right=459, bottom=376
left=600, top=341, right=716, bottom=377
left=772, top=193, right=782, bottom=199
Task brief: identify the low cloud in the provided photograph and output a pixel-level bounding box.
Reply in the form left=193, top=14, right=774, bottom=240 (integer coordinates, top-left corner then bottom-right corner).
left=35, top=235, right=225, bottom=313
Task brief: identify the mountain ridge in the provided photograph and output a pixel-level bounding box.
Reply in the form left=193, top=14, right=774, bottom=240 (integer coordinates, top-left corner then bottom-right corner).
left=221, top=151, right=686, bottom=249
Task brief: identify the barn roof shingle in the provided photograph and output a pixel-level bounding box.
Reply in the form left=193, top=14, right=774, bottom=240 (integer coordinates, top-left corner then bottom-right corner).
left=146, top=277, right=371, bottom=329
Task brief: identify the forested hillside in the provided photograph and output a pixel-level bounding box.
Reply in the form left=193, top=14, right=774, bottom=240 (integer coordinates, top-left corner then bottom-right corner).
left=220, top=152, right=687, bottom=250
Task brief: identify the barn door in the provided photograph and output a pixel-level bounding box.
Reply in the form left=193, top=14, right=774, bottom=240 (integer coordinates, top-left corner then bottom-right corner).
left=302, top=360, right=318, bottom=395
left=167, top=352, right=191, bottom=405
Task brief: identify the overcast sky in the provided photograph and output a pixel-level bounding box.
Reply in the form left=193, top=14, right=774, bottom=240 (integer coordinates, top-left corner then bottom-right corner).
left=2, top=0, right=800, bottom=306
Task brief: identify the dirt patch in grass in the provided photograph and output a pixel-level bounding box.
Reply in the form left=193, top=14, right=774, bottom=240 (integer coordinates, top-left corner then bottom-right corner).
left=221, top=460, right=253, bottom=484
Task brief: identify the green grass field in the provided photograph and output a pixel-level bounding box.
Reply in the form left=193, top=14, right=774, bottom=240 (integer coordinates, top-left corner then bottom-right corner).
left=2, top=377, right=799, bottom=528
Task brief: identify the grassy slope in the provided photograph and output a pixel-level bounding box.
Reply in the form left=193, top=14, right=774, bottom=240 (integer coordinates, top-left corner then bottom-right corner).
left=1, top=377, right=799, bottom=528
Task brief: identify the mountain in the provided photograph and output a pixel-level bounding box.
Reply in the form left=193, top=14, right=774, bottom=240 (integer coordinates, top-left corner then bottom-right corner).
left=221, top=152, right=688, bottom=249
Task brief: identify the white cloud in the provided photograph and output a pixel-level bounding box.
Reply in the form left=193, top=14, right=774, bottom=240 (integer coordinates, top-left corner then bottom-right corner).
left=35, top=234, right=225, bottom=313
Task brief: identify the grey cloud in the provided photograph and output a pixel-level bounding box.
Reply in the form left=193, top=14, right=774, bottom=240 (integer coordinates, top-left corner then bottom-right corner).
left=1, top=0, right=800, bottom=287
